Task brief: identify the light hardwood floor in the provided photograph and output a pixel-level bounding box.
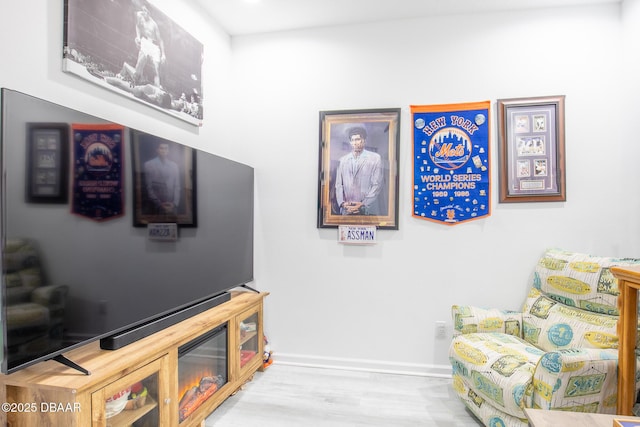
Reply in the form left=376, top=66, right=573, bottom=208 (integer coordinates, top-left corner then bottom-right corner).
left=205, top=363, right=483, bottom=426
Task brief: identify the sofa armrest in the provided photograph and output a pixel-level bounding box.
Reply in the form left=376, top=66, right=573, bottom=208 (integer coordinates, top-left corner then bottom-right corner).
left=532, top=348, right=623, bottom=412
left=31, top=284, right=68, bottom=324
left=451, top=305, right=522, bottom=337
left=31, top=284, right=68, bottom=308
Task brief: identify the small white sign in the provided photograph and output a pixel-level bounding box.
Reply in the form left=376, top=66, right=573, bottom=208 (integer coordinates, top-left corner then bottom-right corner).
left=147, top=223, right=178, bottom=241
left=338, top=225, right=377, bottom=245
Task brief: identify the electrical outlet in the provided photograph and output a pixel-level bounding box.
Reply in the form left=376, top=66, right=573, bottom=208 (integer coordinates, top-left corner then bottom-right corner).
left=436, top=321, right=446, bottom=338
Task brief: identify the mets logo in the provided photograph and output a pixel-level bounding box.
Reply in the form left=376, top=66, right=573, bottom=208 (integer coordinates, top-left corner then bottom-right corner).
left=84, top=142, right=114, bottom=173
left=446, top=209, right=456, bottom=221
left=428, top=127, right=472, bottom=170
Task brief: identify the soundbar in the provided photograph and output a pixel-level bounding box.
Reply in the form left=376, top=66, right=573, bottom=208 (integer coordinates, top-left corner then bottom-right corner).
left=100, top=292, right=231, bottom=350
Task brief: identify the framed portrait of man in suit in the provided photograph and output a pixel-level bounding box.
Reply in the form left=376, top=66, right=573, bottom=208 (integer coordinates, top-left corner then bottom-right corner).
left=317, top=108, right=400, bottom=230
left=131, top=129, right=197, bottom=227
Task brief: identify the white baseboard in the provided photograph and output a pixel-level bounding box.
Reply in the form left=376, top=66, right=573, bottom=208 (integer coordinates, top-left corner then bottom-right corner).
left=272, top=353, right=452, bottom=378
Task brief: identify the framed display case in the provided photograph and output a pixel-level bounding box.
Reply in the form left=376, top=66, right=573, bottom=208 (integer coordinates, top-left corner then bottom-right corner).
left=26, top=123, right=69, bottom=203
left=497, top=95, right=566, bottom=203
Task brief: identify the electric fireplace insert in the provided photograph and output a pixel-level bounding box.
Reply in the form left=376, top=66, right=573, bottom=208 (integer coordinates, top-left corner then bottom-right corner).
left=177, top=324, right=228, bottom=423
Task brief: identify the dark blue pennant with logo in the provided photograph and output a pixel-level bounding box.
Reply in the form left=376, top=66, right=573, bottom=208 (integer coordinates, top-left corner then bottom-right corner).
left=411, top=101, right=490, bottom=225
left=71, top=124, right=124, bottom=221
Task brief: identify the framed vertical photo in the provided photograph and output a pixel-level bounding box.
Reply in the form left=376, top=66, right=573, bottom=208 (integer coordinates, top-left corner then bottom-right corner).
left=26, top=123, right=69, bottom=203
left=131, top=130, right=197, bottom=227
left=497, top=95, right=566, bottom=203
left=317, top=108, right=400, bottom=229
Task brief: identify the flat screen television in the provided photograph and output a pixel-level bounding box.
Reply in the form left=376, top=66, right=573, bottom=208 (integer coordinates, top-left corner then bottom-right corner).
left=0, top=88, right=254, bottom=374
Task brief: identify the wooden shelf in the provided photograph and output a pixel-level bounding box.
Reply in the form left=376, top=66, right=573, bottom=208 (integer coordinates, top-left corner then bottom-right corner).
left=240, top=331, right=258, bottom=346
left=108, top=396, right=157, bottom=426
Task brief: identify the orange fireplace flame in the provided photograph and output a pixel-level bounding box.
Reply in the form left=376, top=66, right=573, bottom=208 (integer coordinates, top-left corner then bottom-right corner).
left=178, top=370, right=223, bottom=423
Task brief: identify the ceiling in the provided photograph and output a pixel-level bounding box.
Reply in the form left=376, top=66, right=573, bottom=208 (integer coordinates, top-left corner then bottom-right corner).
left=193, top=0, right=620, bottom=36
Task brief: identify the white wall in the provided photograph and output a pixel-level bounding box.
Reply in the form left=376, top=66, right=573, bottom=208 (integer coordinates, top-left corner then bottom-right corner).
left=0, top=0, right=638, bottom=376
left=230, top=3, right=639, bottom=375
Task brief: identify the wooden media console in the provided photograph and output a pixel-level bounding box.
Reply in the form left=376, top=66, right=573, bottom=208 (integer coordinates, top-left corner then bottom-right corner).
left=0, top=289, right=268, bottom=427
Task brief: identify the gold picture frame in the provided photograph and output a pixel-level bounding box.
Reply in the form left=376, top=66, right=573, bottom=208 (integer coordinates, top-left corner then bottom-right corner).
left=317, top=108, right=400, bottom=229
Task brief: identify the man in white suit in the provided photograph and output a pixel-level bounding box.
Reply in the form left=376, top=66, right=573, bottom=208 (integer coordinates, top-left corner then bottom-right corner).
left=144, top=142, right=180, bottom=215
left=334, top=126, right=382, bottom=216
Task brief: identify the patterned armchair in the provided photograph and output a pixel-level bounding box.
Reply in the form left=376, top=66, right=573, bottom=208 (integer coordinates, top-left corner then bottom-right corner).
left=3, top=239, right=68, bottom=364
left=449, top=248, right=640, bottom=427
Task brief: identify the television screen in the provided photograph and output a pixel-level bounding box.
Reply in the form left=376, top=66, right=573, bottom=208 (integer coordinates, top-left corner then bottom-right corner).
left=0, top=88, right=254, bottom=373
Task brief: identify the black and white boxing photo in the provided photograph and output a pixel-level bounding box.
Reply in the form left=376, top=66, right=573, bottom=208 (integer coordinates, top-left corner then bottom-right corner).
left=63, top=0, right=204, bottom=125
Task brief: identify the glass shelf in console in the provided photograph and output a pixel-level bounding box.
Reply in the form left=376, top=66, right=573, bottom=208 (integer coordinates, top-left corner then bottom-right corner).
left=104, top=372, right=158, bottom=427
left=239, top=311, right=259, bottom=369
left=93, top=356, right=167, bottom=427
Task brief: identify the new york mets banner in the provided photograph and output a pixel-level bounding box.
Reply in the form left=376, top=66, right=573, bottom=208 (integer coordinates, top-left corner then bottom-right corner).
left=411, top=101, right=490, bottom=225
left=71, top=124, right=124, bottom=221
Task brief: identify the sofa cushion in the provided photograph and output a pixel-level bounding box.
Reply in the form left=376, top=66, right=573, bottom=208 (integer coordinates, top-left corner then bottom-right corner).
left=449, top=332, right=544, bottom=419
left=522, top=287, right=619, bottom=352
left=452, top=305, right=522, bottom=337
left=6, top=302, right=50, bottom=331
left=3, top=239, right=39, bottom=273
left=521, top=248, right=640, bottom=352
left=532, top=248, right=640, bottom=316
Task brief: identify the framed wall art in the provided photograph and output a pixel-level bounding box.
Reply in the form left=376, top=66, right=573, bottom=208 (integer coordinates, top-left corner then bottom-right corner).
left=131, top=130, right=197, bottom=227
left=317, top=108, right=400, bottom=229
left=63, top=0, right=204, bottom=126
left=26, top=123, right=69, bottom=203
left=497, top=95, right=566, bottom=203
